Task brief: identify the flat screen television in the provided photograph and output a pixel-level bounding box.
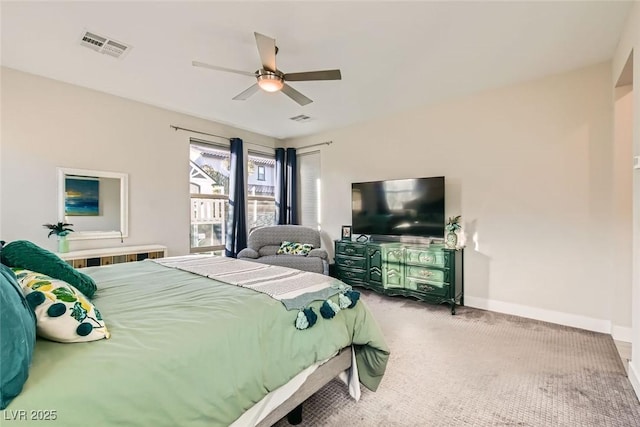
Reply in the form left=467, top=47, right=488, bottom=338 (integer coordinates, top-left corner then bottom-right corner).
left=351, top=176, right=445, bottom=238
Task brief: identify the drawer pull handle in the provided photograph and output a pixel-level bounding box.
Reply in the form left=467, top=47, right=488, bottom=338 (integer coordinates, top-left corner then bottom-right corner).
left=345, top=248, right=355, bottom=254
left=419, top=255, right=434, bottom=263
left=345, top=271, right=355, bottom=277
left=419, top=284, right=435, bottom=292
left=418, top=270, right=434, bottom=277
left=344, top=259, right=354, bottom=266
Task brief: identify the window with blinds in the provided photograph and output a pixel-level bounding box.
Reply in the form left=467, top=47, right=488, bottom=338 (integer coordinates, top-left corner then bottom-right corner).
left=297, top=151, right=321, bottom=230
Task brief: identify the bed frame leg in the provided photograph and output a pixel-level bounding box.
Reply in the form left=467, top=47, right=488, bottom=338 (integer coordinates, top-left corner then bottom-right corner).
left=286, top=403, right=303, bottom=425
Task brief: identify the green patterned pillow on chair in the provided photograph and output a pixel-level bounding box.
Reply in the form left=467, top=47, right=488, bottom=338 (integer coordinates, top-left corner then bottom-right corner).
left=276, top=241, right=314, bottom=256
left=14, top=268, right=109, bottom=343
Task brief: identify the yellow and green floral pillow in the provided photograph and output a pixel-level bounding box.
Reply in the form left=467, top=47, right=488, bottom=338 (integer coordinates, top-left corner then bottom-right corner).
left=277, top=241, right=314, bottom=256
left=13, top=269, right=110, bottom=343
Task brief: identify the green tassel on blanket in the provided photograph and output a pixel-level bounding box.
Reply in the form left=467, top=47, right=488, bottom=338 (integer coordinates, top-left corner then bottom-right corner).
left=320, top=299, right=341, bottom=319
left=344, top=290, right=360, bottom=308
left=295, top=307, right=318, bottom=330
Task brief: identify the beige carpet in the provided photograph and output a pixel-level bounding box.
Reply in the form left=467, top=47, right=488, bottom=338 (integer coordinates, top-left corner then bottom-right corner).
left=274, top=290, right=640, bottom=426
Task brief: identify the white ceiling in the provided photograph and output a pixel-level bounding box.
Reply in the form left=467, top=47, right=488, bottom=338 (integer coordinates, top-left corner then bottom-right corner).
left=0, top=1, right=633, bottom=140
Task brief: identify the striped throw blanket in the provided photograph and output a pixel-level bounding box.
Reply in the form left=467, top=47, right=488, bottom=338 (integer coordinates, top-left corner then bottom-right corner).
left=153, top=255, right=348, bottom=310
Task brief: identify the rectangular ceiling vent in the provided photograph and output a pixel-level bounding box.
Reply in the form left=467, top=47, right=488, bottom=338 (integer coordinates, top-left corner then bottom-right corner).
left=290, top=114, right=312, bottom=123
left=80, top=31, right=131, bottom=59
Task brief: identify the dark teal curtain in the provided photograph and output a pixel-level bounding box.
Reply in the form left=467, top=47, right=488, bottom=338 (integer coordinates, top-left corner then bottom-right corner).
left=275, top=148, right=287, bottom=224
left=275, top=148, right=298, bottom=224
left=225, top=138, right=247, bottom=257
left=286, top=148, right=298, bottom=224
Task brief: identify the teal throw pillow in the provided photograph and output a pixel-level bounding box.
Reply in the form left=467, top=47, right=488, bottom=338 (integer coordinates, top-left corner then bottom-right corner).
left=0, top=240, right=97, bottom=299
left=0, top=264, right=36, bottom=409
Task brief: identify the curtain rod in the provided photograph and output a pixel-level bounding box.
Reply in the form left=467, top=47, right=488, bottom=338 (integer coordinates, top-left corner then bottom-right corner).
left=170, top=125, right=273, bottom=149
left=170, top=125, right=332, bottom=151
left=296, top=140, right=333, bottom=150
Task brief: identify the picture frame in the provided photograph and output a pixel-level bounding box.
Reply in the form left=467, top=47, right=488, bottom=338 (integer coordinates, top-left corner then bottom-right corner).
left=341, top=225, right=352, bottom=241
left=65, top=176, right=100, bottom=216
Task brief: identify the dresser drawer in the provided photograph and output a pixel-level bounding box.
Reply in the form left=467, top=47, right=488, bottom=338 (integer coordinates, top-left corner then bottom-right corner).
left=405, top=265, right=448, bottom=285
left=368, top=265, right=383, bottom=284
left=335, top=242, right=366, bottom=257
left=405, top=248, right=447, bottom=268
left=405, top=279, right=450, bottom=297
left=335, top=255, right=367, bottom=270
left=382, top=263, right=404, bottom=288
left=382, top=246, right=404, bottom=263
left=366, top=245, right=383, bottom=284
left=336, top=267, right=367, bottom=282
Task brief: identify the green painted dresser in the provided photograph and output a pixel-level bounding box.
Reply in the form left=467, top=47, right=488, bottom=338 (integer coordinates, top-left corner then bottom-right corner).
left=334, top=240, right=463, bottom=314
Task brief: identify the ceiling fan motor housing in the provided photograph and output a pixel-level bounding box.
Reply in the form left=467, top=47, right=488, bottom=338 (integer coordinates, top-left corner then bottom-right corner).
left=256, top=69, right=284, bottom=92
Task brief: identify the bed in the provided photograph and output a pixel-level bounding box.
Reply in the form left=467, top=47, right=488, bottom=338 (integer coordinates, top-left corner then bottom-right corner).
left=3, top=254, right=390, bottom=426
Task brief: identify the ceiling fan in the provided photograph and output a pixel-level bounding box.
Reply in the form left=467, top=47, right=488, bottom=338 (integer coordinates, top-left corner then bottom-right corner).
left=193, top=32, right=341, bottom=106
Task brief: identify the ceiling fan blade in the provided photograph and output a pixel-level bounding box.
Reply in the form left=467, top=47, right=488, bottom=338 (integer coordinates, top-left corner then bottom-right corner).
left=232, top=84, right=260, bottom=101
left=284, top=69, right=342, bottom=82
left=192, top=61, right=255, bottom=77
left=281, top=83, right=313, bottom=106
left=254, top=32, right=277, bottom=72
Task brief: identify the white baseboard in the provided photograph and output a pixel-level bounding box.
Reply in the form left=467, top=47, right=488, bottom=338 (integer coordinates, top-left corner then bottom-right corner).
left=611, top=325, right=633, bottom=343
left=629, top=361, right=640, bottom=400
left=464, top=296, right=622, bottom=337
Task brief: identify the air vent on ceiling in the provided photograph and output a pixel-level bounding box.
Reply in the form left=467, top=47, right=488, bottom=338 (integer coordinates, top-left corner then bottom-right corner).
left=80, top=31, right=131, bottom=59
left=290, top=114, right=312, bottom=122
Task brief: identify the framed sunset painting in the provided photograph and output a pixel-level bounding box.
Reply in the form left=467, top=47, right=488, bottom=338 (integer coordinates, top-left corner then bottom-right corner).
left=65, top=176, right=99, bottom=216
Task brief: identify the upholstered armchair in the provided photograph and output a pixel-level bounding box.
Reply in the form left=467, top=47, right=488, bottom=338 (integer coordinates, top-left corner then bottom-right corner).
left=237, top=225, right=329, bottom=274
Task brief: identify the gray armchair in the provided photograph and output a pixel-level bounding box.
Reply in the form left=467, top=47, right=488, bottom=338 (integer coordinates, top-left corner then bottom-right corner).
left=237, top=225, right=329, bottom=274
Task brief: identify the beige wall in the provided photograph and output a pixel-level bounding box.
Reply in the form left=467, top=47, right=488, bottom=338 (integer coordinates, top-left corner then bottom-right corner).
left=612, top=0, right=640, bottom=399
left=613, top=87, right=633, bottom=340
left=0, top=67, right=278, bottom=255
left=286, top=62, right=627, bottom=337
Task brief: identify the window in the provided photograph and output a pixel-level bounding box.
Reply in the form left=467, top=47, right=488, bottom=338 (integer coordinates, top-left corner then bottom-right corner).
left=247, top=152, right=276, bottom=231
left=189, top=141, right=276, bottom=253
left=189, top=141, right=229, bottom=253
left=297, top=151, right=321, bottom=230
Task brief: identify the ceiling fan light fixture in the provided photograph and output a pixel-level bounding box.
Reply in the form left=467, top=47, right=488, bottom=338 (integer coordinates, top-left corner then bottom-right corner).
left=193, top=32, right=341, bottom=105
left=257, top=72, right=284, bottom=92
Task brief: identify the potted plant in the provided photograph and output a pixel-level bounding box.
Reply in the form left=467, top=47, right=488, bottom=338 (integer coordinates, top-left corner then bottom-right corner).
left=43, top=222, right=74, bottom=253
left=445, top=215, right=461, bottom=249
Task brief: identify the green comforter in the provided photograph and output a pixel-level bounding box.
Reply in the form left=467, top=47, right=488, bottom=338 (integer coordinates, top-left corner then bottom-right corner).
left=5, top=260, right=389, bottom=426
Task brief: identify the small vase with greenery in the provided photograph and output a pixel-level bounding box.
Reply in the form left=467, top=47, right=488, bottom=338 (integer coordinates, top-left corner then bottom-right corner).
left=445, top=215, right=461, bottom=249
left=44, top=222, right=74, bottom=253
